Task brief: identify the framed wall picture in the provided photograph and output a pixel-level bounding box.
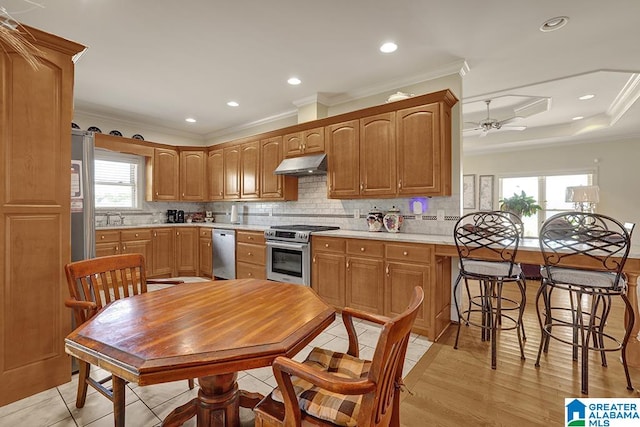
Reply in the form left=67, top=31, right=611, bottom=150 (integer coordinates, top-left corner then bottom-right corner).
left=479, top=175, right=495, bottom=211
left=462, top=174, right=476, bottom=209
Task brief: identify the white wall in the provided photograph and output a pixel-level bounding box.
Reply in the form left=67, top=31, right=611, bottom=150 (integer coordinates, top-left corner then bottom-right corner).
left=463, top=136, right=640, bottom=245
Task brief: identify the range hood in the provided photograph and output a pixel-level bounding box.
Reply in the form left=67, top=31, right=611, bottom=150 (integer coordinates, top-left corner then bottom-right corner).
left=274, top=153, right=327, bottom=176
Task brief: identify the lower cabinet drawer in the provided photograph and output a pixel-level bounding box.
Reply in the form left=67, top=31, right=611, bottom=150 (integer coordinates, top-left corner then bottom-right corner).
left=236, top=262, right=266, bottom=279
left=236, top=242, right=266, bottom=265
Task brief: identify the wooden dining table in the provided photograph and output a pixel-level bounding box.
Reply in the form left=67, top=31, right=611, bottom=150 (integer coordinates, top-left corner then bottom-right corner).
left=64, top=278, right=336, bottom=427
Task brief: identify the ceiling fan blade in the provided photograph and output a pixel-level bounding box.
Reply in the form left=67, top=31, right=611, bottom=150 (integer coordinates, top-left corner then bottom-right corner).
left=479, top=128, right=489, bottom=138
left=498, top=116, right=522, bottom=125
left=463, top=126, right=483, bottom=132
left=499, top=125, right=527, bottom=131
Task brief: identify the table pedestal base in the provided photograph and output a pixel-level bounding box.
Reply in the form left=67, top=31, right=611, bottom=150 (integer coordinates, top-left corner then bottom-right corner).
left=162, top=373, right=264, bottom=427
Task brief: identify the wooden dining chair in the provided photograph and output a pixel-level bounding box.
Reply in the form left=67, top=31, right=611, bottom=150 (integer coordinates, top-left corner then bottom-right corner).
left=254, top=286, right=424, bottom=427
left=64, top=254, right=194, bottom=411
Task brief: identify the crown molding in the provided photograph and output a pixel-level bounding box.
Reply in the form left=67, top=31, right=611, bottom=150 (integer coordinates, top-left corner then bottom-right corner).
left=607, top=73, right=640, bottom=126
left=292, top=93, right=332, bottom=107
left=204, top=109, right=298, bottom=140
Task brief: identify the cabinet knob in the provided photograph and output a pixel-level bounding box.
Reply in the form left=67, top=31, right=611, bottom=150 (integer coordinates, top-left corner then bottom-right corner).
left=360, top=182, right=364, bottom=191
left=403, top=251, right=408, bottom=256
left=101, top=235, right=105, bottom=240
left=346, top=260, right=350, bottom=269
left=325, top=243, right=329, bottom=248
left=154, top=232, right=157, bottom=237
left=176, top=232, right=180, bottom=236
left=398, top=179, right=402, bottom=189
left=156, top=192, right=159, bottom=196
left=207, top=242, right=211, bottom=247
left=122, top=245, right=126, bottom=251
left=135, top=233, right=139, bottom=237
left=248, top=272, right=253, bottom=277
left=386, top=265, right=390, bottom=275
left=219, top=191, right=223, bottom=196
left=248, top=236, right=253, bottom=240
left=248, top=252, right=252, bottom=256
left=182, top=193, right=185, bottom=197
left=360, top=247, right=365, bottom=252
left=115, top=245, right=119, bottom=252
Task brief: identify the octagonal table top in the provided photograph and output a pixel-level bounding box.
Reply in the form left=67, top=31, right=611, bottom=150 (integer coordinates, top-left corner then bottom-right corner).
left=65, top=279, right=335, bottom=385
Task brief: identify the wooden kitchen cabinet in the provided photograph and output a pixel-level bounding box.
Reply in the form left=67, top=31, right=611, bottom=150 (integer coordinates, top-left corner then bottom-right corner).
left=223, top=146, right=240, bottom=199
left=260, top=136, right=298, bottom=200
left=311, top=236, right=446, bottom=339
left=326, top=113, right=397, bottom=198
left=180, top=149, right=206, bottom=201
left=283, top=126, right=325, bottom=158
left=385, top=243, right=433, bottom=334
left=360, top=112, right=397, bottom=197
left=95, top=230, right=121, bottom=258
left=236, top=231, right=266, bottom=279
left=0, top=24, right=85, bottom=406
left=396, top=103, right=451, bottom=196
left=346, top=239, right=384, bottom=314
left=120, top=229, right=153, bottom=271
left=152, top=147, right=179, bottom=201
left=198, top=228, right=213, bottom=277
left=240, top=141, right=260, bottom=199
left=151, top=228, right=175, bottom=277
left=207, top=148, right=224, bottom=200
left=311, top=236, right=346, bottom=307
left=175, top=227, right=198, bottom=276
left=326, top=120, right=360, bottom=198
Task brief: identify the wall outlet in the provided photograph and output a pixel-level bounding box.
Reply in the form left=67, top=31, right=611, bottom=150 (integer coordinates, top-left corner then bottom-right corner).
left=437, top=210, right=445, bottom=221
left=354, top=208, right=360, bottom=219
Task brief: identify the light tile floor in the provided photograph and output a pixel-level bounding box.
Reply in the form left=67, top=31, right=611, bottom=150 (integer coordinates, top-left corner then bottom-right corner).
left=0, top=279, right=432, bottom=427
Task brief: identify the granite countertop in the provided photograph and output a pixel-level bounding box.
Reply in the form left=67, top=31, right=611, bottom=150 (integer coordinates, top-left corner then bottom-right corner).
left=95, top=223, right=640, bottom=258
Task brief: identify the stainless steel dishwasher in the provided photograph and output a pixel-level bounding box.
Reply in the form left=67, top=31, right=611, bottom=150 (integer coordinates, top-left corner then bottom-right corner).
left=212, top=228, right=236, bottom=279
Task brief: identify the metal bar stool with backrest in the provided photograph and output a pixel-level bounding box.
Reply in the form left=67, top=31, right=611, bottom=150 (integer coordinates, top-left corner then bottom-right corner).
left=64, top=254, right=193, bottom=423
left=535, top=212, right=635, bottom=394
left=453, top=211, right=527, bottom=369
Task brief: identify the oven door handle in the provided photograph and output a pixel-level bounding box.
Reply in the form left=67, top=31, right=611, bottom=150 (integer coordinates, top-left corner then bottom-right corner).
left=266, top=241, right=307, bottom=250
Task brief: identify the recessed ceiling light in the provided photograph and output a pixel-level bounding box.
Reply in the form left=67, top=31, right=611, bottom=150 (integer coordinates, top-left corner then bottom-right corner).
left=379, top=42, right=398, bottom=53
left=579, top=94, right=595, bottom=100
left=287, top=77, right=301, bottom=85
left=185, top=118, right=196, bottom=123
left=540, top=16, right=569, bottom=32
left=572, top=116, right=584, bottom=121
left=227, top=101, right=239, bottom=107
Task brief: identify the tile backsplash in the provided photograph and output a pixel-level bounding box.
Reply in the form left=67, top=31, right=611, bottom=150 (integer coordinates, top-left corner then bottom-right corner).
left=96, top=175, right=460, bottom=236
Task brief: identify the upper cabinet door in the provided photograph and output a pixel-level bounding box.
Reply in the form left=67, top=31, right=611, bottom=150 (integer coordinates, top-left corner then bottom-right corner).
left=179, top=150, right=206, bottom=201
left=207, top=149, right=224, bottom=200
left=240, top=141, right=260, bottom=199
left=283, top=132, right=303, bottom=158
left=397, top=103, right=446, bottom=196
left=223, top=146, right=240, bottom=199
left=154, top=148, right=179, bottom=200
left=260, top=136, right=284, bottom=199
left=302, top=127, right=325, bottom=154
left=360, top=112, right=397, bottom=197
left=326, top=120, right=360, bottom=198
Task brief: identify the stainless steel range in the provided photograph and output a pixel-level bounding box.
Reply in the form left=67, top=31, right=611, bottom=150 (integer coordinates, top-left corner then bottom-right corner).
left=264, top=225, right=339, bottom=286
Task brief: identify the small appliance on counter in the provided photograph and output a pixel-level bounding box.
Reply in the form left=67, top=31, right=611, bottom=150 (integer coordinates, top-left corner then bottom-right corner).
left=167, top=209, right=177, bottom=223
left=205, top=211, right=214, bottom=223
left=176, top=210, right=185, bottom=223
left=383, top=206, right=403, bottom=233
left=230, top=205, right=239, bottom=224
left=366, top=207, right=384, bottom=232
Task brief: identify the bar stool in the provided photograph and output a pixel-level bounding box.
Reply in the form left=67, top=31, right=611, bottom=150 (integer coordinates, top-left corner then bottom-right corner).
left=535, top=212, right=635, bottom=394
left=453, top=211, right=527, bottom=369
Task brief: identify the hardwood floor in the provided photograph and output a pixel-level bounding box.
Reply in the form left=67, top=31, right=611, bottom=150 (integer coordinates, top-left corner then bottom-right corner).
left=400, top=279, right=640, bottom=426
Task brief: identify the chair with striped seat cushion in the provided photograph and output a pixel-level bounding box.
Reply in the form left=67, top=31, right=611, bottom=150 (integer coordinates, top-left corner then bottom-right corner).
left=254, top=287, right=424, bottom=427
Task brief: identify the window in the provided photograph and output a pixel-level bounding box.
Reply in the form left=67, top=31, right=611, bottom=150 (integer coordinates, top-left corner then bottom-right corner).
left=94, top=150, right=144, bottom=210
left=499, top=173, right=593, bottom=237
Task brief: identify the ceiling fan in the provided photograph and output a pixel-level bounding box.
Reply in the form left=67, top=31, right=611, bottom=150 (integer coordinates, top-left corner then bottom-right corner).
left=464, top=99, right=527, bottom=137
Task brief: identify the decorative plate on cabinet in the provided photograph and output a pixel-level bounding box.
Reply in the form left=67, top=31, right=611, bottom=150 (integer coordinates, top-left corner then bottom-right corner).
left=132, top=134, right=145, bottom=140
left=87, top=126, right=102, bottom=133
left=71, top=122, right=80, bottom=129
left=109, top=130, right=123, bottom=136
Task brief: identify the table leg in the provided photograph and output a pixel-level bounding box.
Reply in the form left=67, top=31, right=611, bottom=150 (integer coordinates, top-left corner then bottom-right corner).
left=162, top=373, right=240, bottom=427
left=625, top=273, right=640, bottom=368
left=112, top=375, right=126, bottom=427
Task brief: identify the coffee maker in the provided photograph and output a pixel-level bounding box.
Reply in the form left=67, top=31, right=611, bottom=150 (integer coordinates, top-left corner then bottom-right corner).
left=167, top=209, right=177, bottom=223
left=176, top=210, right=185, bottom=223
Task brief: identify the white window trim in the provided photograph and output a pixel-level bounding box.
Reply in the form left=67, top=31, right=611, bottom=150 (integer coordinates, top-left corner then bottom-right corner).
left=94, top=149, right=145, bottom=212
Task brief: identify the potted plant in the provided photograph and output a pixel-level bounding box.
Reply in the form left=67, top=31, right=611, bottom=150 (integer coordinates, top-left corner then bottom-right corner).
left=499, top=190, right=542, bottom=218
left=499, top=190, right=542, bottom=279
